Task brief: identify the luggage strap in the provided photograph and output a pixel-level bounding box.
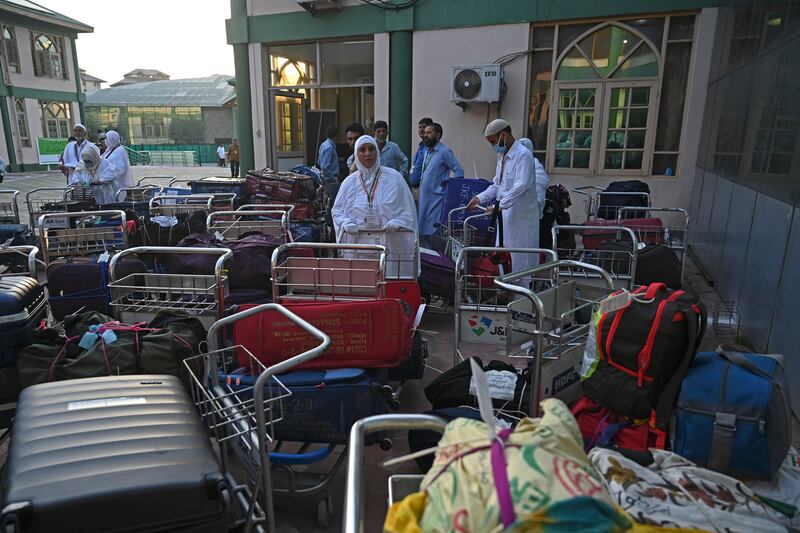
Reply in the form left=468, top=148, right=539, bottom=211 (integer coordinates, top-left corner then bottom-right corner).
left=708, top=411, right=737, bottom=473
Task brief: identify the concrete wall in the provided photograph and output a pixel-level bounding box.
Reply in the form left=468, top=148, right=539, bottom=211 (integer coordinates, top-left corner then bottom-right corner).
left=0, top=99, right=8, bottom=163
left=201, top=107, right=235, bottom=144
left=249, top=42, right=269, bottom=169
left=411, top=23, right=530, bottom=180
left=7, top=27, right=78, bottom=93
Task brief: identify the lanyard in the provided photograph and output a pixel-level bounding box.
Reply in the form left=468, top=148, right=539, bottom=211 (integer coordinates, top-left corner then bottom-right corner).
left=358, top=168, right=381, bottom=207
left=73, top=140, right=83, bottom=162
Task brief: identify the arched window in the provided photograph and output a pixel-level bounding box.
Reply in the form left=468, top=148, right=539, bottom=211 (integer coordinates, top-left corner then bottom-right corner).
left=550, top=23, right=660, bottom=174
left=2, top=25, right=20, bottom=73
left=32, top=33, right=66, bottom=79
left=14, top=98, right=30, bottom=147
left=40, top=101, right=71, bottom=138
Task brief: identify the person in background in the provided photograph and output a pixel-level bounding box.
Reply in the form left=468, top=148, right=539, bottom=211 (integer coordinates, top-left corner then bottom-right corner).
left=517, top=137, right=550, bottom=220
left=345, top=122, right=365, bottom=173
left=317, top=125, right=340, bottom=183
left=228, top=139, right=240, bottom=178
left=0, top=155, right=6, bottom=183
left=412, top=122, right=464, bottom=247
left=60, top=125, right=96, bottom=183
left=408, top=117, right=433, bottom=192
left=332, top=135, right=417, bottom=278
left=97, top=132, right=107, bottom=154
left=372, top=120, right=409, bottom=181
left=467, top=119, right=539, bottom=284
left=216, top=143, right=226, bottom=167
left=101, top=131, right=135, bottom=201
left=71, top=144, right=115, bottom=204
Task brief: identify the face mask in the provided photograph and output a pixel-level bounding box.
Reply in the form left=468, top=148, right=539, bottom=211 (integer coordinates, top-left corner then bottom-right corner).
left=493, top=135, right=506, bottom=154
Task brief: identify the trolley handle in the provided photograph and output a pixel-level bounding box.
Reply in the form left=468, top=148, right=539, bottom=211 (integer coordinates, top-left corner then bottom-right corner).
left=447, top=205, right=487, bottom=227
left=38, top=209, right=127, bottom=229
left=115, top=185, right=160, bottom=202
left=344, top=414, right=448, bottom=533
left=454, top=246, right=557, bottom=272
left=615, top=206, right=689, bottom=224
left=206, top=210, right=289, bottom=228
left=0, top=190, right=21, bottom=223
left=25, top=186, right=73, bottom=202
left=137, top=176, right=175, bottom=186
left=237, top=203, right=296, bottom=218
left=0, top=245, right=40, bottom=277
left=0, top=190, right=20, bottom=200
left=108, top=246, right=233, bottom=282
left=271, top=242, right=387, bottom=273
left=148, top=194, right=214, bottom=210
left=571, top=185, right=604, bottom=198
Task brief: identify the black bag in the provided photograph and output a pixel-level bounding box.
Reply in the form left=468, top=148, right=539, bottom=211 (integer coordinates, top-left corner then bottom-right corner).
left=635, top=244, right=682, bottom=288
left=17, top=311, right=207, bottom=390
left=540, top=185, right=575, bottom=250
left=169, top=232, right=281, bottom=290
left=598, top=180, right=650, bottom=219
left=424, top=357, right=530, bottom=412
left=141, top=210, right=207, bottom=247
left=581, top=283, right=706, bottom=429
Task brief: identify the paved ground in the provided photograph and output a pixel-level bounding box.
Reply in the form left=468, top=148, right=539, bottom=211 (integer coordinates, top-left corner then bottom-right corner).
left=1, top=165, right=781, bottom=532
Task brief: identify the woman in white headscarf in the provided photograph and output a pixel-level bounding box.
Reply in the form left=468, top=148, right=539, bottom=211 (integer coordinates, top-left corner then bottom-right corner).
left=332, top=135, right=418, bottom=278
left=71, top=144, right=116, bottom=204
left=517, top=137, right=550, bottom=220
left=101, top=131, right=135, bottom=200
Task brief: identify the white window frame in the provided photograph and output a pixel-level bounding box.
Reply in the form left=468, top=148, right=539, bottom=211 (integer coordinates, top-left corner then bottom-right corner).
left=14, top=98, right=30, bottom=147
left=547, top=21, right=662, bottom=176
left=2, top=25, right=20, bottom=74
left=548, top=82, right=603, bottom=175
left=597, top=80, right=659, bottom=175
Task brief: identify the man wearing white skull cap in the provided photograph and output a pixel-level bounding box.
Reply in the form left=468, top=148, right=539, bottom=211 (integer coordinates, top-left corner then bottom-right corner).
left=60, top=124, right=97, bottom=183
left=467, top=119, right=540, bottom=284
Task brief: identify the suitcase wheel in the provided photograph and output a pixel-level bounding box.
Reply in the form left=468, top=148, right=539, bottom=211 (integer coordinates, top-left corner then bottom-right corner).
left=316, top=495, right=331, bottom=528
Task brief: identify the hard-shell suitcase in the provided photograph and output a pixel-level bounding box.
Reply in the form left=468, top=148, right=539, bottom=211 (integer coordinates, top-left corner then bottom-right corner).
left=420, top=249, right=455, bottom=299
left=190, top=176, right=246, bottom=198
left=0, top=276, right=47, bottom=367
left=234, top=300, right=414, bottom=370
left=47, top=259, right=148, bottom=320
left=0, top=224, right=29, bottom=246
left=1, top=375, right=232, bottom=533
left=223, top=368, right=387, bottom=444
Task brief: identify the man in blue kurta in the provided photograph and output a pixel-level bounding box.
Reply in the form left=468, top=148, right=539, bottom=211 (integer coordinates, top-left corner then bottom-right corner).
left=411, top=122, right=465, bottom=246
left=317, top=125, right=339, bottom=183
left=408, top=117, right=433, bottom=189
left=373, top=120, right=409, bottom=181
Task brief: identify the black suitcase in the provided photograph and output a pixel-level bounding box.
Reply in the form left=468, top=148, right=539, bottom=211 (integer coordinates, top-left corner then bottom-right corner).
left=635, top=244, right=682, bottom=288
left=47, top=259, right=148, bottom=320
left=1, top=375, right=232, bottom=532
left=597, top=180, right=650, bottom=220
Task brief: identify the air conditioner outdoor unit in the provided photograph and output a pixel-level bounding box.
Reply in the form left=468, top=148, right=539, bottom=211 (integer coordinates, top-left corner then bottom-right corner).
left=450, top=64, right=502, bottom=103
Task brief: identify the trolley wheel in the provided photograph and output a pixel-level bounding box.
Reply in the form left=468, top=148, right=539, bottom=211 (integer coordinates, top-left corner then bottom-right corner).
left=379, top=438, right=393, bottom=451
left=380, top=385, right=394, bottom=400
left=316, top=496, right=330, bottom=528
left=389, top=399, right=401, bottom=411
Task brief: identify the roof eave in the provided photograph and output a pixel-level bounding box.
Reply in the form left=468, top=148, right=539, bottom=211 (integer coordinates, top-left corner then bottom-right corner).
left=1, top=3, right=94, bottom=33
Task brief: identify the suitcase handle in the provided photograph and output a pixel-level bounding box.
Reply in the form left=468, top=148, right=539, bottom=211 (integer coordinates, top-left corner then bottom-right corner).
left=0, top=245, right=40, bottom=278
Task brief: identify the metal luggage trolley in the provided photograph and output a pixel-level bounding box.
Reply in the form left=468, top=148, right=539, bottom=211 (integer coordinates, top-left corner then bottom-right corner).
left=616, top=206, right=690, bottom=283
left=136, top=175, right=176, bottom=187
left=38, top=210, right=128, bottom=266
left=550, top=224, right=640, bottom=289
left=114, top=184, right=161, bottom=202
left=0, top=245, right=39, bottom=279
left=183, top=303, right=331, bottom=532
left=271, top=242, right=388, bottom=302
left=148, top=193, right=235, bottom=217
left=108, top=246, right=231, bottom=329
left=440, top=206, right=492, bottom=262
left=25, top=187, right=76, bottom=229
left=0, top=190, right=20, bottom=224
left=207, top=210, right=291, bottom=241
left=344, top=414, right=448, bottom=533
left=493, top=260, right=615, bottom=415
left=573, top=185, right=651, bottom=220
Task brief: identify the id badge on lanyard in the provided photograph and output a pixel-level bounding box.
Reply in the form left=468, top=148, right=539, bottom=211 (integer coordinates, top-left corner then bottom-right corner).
left=359, top=169, right=382, bottom=229
left=362, top=206, right=381, bottom=230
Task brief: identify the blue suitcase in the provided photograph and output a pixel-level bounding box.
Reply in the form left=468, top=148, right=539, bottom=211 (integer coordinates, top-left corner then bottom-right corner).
left=291, top=221, right=321, bottom=243
left=223, top=368, right=387, bottom=444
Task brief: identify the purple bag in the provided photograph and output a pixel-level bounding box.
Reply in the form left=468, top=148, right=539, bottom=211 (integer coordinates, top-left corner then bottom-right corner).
left=168, top=232, right=281, bottom=290
left=420, top=249, right=455, bottom=299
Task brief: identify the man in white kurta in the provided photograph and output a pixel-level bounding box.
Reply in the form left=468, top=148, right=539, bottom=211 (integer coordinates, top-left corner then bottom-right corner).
left=332, top=135, right=418, bottom=278
left=467, top=119, right=539, bottom=284
left=60, top=124, right=97, bottom=183
left=101, top=131, right=135, bottom=201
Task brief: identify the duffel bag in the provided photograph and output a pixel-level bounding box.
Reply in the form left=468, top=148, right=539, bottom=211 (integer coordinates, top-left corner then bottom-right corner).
left=141, top=210, right=207, bottom=247
left=17, top=311, right=206, bottom=389
left=571, top=395, right=664, bottom=453
left=580, top=282, right=706, bottom=430
left=597, top=180, right=650, bottom=219
left=168, top=232, right=281, bottom=290
left=673, top=348, right=792, bottom=480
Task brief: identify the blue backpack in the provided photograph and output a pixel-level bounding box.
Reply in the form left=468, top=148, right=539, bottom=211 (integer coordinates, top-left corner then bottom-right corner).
left=673, top=348, right=792, bottom=480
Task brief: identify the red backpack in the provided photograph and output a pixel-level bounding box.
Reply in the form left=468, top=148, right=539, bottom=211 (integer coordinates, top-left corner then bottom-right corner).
left=572, top=396, right=666, bottom=452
